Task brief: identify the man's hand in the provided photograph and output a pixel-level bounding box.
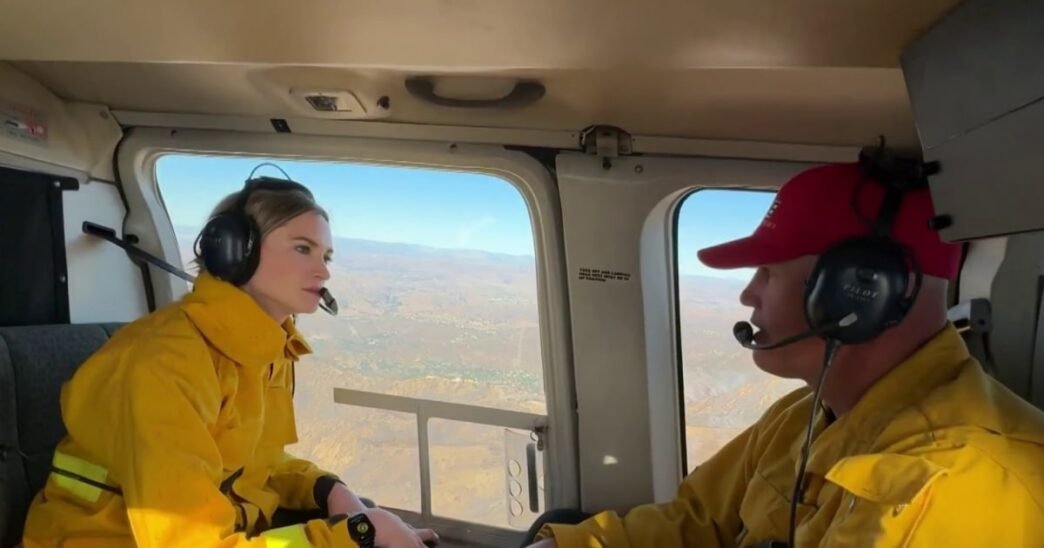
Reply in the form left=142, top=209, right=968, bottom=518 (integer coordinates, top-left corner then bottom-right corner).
left=362, top=508, right=439, bottom=548
left=326, top=482, right=369, bottom=517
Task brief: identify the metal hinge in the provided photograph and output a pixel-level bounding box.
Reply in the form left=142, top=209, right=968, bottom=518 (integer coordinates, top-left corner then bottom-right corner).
left=580, top=125, right=633, bottom=169
left=532, top=420, right=548, bottom=451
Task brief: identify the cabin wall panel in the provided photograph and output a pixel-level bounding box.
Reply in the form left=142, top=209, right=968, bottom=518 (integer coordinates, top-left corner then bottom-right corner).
left=63, top=180, right=150, bottom=323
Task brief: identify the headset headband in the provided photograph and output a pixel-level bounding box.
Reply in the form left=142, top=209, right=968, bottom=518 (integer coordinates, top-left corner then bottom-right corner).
left=856, top=137, right=939, bottom=238
left=234, top=176, right=313, bottom=216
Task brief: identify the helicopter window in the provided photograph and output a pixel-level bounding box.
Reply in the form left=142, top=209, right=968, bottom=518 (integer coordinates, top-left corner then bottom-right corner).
left=156, top=153, right=546, bottom=531
left=675, top=188, right=805, bottom=472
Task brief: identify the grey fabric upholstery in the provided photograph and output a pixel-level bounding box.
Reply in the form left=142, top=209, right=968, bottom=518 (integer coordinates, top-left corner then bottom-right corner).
left=0, top=334, right=28, bottom=548
left=0, top=323, right=123, bottom=547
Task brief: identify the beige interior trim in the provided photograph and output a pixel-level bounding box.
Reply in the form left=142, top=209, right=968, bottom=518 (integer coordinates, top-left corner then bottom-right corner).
left=112, top=110, right=862, bottom=163
left=111, top=110, right=581, bottom=150
left=0, top=63, right=122, bottom=180
left=1, top=1, right=962, bottom=150
left=0, top=1, right=960, bottom=69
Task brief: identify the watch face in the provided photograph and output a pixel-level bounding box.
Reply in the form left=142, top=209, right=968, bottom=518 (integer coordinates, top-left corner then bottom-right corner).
left=347, top=514, right=376, bottom=547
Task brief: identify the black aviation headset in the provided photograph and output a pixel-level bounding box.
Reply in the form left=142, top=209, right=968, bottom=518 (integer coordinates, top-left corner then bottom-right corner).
left=780, top=140, right=942, bottom=548
left=801, top=141, right=938, bottom=345
left=733, top=140, right=941, bottom=353
left=194, top=168, right=315, bottom=287
left=192, top=164, right=338, bottom=315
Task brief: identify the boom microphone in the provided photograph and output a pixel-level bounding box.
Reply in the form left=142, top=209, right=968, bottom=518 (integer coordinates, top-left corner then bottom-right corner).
left=83, top=221, right=342, bottom=317
left=733, top=313, right=858, bottom=350
left=318, top=287, right=339, bottom=316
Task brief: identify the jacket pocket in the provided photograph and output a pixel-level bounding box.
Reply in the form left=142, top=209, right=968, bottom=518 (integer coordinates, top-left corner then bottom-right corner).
left=825, top=453, right=947, bottom=506
left=821, top=454, right=948, bottom=546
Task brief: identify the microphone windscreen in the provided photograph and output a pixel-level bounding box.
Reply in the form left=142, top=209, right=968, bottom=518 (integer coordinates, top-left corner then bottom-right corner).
left=319, top=287, right=338, bottom=315
left=733, top=321, right=754, bottom=344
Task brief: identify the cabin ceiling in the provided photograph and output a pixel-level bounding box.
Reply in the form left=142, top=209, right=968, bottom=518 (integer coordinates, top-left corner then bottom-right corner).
left=0, top=0, right=961, bottom=148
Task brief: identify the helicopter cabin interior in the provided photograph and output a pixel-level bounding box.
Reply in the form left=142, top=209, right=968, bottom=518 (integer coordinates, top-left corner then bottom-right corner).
left=0, top=0, right=1042, bottom=546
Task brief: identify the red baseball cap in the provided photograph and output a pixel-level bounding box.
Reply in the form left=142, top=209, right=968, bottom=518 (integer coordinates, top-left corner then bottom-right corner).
left=696, top=162, right=962, bottom=280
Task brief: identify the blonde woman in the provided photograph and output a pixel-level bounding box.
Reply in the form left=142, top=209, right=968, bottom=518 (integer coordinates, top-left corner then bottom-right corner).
left=23, top=177, right=438, bottom=548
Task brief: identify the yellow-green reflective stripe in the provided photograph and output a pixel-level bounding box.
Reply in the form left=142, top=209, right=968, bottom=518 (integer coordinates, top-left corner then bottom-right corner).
left=52, top=451, right=109, bottom=503
left=262, top=524, right=310, bottom=548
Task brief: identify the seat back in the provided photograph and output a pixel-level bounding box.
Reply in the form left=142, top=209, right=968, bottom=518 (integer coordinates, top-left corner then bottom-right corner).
left=0, top=323, right=123, bottom=547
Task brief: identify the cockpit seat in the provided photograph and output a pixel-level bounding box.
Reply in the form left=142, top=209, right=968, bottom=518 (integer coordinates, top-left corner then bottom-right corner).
left=0, top=323, right=123, bottom=546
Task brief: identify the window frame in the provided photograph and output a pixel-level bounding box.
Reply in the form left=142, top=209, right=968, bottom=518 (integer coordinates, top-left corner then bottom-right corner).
left=554, top=151, right=815, bottom=508
left=116, top=129, right=578, bottom=544
left=671, top=186, right=778, bottom=474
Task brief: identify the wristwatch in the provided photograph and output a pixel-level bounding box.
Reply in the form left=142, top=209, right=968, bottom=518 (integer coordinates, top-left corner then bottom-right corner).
left=345, top=513, right=376, bottom=548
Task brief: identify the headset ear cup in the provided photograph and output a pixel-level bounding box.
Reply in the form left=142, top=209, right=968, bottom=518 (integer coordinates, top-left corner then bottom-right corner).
left=897, top=244, right=924, bottom=317
left=192, top=229, right=206, bottom=271
left=231, top=217, right=263, bottom=286
left=803, top=256, right=833, bottom=334
left=198, top=174, right=310, bottom=286
left=197, top=212, right=253, bottom=284
left=804, top=237, right=913, bottom=344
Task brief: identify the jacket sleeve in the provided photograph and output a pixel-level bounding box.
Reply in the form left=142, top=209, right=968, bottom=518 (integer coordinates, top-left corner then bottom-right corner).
left=538, top=420, right=761, bottom=548
left=268, top=452, right=342, bottom=512
left=108, top=348, right=358, bottom=547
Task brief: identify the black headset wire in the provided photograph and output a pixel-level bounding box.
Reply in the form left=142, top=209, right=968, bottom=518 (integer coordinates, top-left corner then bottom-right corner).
left=788, top=144, right=931, bottom=545
left=788, top=339, right=841, bottom=547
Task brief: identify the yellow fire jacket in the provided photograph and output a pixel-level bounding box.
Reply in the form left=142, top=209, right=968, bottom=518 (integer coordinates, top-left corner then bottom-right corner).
left=541, top=324, right=1044, bottom=546
left=22, top=273, right=359, bottom=547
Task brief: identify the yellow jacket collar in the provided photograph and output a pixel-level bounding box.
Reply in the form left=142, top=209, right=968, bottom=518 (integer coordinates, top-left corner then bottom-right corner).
left=181, top=272, right=313, bottom=367
left=805, top=323, right=970, bottom=475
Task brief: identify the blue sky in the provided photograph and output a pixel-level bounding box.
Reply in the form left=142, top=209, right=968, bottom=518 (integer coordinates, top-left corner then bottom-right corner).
left=156, top=155, right=774, bottom=278
left=677, top=189, right=775, bottom=280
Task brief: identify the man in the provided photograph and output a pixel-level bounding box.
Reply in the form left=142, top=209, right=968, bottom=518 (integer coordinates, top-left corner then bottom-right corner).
left=526, top=162, right=1044, bottom=547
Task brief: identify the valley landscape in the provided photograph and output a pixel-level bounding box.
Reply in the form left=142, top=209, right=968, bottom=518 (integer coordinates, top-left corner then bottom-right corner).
left=176, top=227, right=802, bottom=530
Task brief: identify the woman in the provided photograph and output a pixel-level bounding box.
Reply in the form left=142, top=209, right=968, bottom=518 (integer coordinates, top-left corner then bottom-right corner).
left=22, top=177, right=438, bottom=547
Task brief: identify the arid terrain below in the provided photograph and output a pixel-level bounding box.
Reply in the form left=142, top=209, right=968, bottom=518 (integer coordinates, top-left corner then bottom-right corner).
left=176, top=228, right=802, bottom=530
